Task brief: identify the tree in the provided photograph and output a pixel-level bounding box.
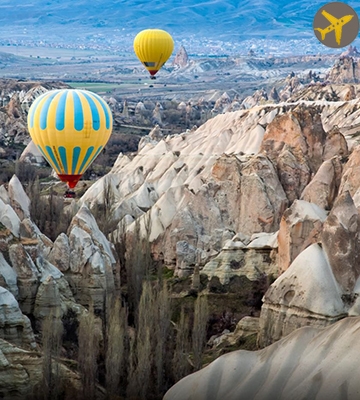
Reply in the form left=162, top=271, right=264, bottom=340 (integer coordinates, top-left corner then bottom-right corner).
left=192, top=296, right=209, bottom=371
left=154, top=281, right=171, bottom=395
left=105, top=296, right=128, bottom=398
left=172, top=305, right=192, bottom=383
left=78, top=304, right=101, bottom=400
left=27, top=179, right=73, bottom=241
left=41, top=312, right=63, bottom=400
left=126, top=279, right=172, bottom=399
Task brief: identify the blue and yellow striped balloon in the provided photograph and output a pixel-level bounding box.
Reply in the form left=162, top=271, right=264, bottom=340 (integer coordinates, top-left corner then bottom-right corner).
left=27, top=88, right=113, bottom=188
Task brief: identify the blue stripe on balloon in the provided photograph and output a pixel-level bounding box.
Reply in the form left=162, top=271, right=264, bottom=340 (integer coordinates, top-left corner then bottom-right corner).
left=86, top=146, right=103, bottom=171
left=72, top=147, right=81, bottom=174
left=37, top=145, right=49, bottom=162
left=58, top=146, right=68, bottom=174
left=73, top=91, right=84, bottom=131
left=95, top=94, right=111, bottom=129
left=82, top=92, right=100, bottom=130
left=55, top=90, right=68, bottom=131
left=29, top=93, right=47, bottom=129
left=39, top=91, right=59, bottom=130
left=78, top=146, right=95, bottom=173
left=45, top=145, right=61, bottom=171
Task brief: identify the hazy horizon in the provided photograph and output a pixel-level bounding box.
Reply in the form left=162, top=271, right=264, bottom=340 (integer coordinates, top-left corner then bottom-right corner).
left=0, top=0, right=359, bottom=56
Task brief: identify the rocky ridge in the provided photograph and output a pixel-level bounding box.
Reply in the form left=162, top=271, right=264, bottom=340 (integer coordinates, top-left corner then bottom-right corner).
left=81, top=99, right=354, bottom=272
left=77, top=95, right=360, bottom=350
left=0, top=174, right=118, bottom=395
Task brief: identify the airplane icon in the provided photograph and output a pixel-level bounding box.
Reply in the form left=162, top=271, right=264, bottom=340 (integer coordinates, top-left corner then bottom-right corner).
left=314, top=10, right=354, bottom=45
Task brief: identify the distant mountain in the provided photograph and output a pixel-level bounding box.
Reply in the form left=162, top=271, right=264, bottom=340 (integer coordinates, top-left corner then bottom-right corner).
left=2, top=0, right=360, bottom=42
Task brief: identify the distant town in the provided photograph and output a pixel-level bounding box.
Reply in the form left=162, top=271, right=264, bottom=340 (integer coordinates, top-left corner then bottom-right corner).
left=0, top=26, right=353, bottom=58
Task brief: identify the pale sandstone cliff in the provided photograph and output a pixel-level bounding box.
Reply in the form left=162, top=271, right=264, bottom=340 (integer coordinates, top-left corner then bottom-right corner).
left=165, top=317, right=360, bottom=400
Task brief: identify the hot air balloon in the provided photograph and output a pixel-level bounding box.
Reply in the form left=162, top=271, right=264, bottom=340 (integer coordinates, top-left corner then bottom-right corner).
left=27, top=88, right=113, bottom=191
left=133, top=29, right=174, bottom=79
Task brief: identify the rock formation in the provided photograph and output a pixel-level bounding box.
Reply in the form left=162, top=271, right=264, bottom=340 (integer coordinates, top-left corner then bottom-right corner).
left=340, top=45, right=360, bottom=58
left=172, top=45, right=189, bottom=68
left=258, top=192, right=360, bottom=347
left=300, top=157, right=343, bottom=210
left=241, top=89, right=268, bottom=109
left=0, top=287, right=35, bottom=349
left=326, top=56, right=360, bottom=84
left=19, top=140, right=45, bottom=165
left=49, top=205, right=117, bottom=311
left=260, top=103, right=343, bottom=203
left=164, top=317, right=360, bottom=400
left=258, top=243, right=347, bottom=347
left=0, top=176, right=118, bottom=353
left=269, top=87, right=280, bottom=102
left=8, top=175, right=30, bottom=221
left=279, top=74, right=303, bottom=101
left=321, top=191, right=360, bottom=293
left=201, top=232, right=278, bottom=284
left=277, top=200, right=327, bottom=273
left=152, top=102, right=162, bottom=125
left=81, top=100, right=360, bottom=275
left=4, top=77, right=360, bottom=397
left=122, top=99, right=129, bottom=117
left=0, top=337, right=104, bottom=399
left=212, top=92, right=232, bottom=113
left=338, top=145, right=360, bottom=197
left=0, top=81, right=68, bottom=146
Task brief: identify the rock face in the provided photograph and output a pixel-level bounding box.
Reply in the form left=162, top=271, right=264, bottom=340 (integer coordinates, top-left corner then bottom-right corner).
left=321, top=191, right=360, bottom=293
left=19, top=85, right=49, bottom=111
left=164, top=317, right=360, bottom=400
left=19, top=140, right=45, bottom=165
left=0, top=81, right=69, bottom=146
left=258, top=243, right=346, bottom=347
left=0, top=287, right=35, bottom=349
left=172, top=45, right=189, bottom=68
left=202, top=232, right=278, bottom=284
left=0, top=338, right=103, bottom=399
left=81, top=104, right=286, bottom=264
left=326, top=56, right=360, bottom=83
left=0, top=340, right=40, bottom=399
left=258, top=192, right=360, bottom=346
left=9, top=243, right=40, bottom=315
left=0, top=197, right=20, bottom=237
left=300, top=156, right=343, bottom=210
left=212, top=92, right=232, bottom=113
left=241, top=89, right=268, bottom=109
left=8, top=175, right=30, bottom=221
left=81, top=100, right=356, bottom=275
left=260, top=104, right=330, bottom=202
left=277, top=200, right=327, bottom=273
left=0, top=176, right=117, bottom=337
left=340, top=45, right=360, bottom=58
left=338, top=145, right=360, bottom=197
left=0, top=253, right=17, bottom=298
left=0, top=175, right=121, bottom=397
left=269, top=87, right=280, bottom=102
left=50, top=205, right=117, bottom=310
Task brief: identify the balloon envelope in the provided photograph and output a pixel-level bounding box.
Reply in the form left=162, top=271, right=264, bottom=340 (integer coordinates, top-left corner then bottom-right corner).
left=133, top=29, right=174, bottom=77
left=27, top=88, right=113, bottom=188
